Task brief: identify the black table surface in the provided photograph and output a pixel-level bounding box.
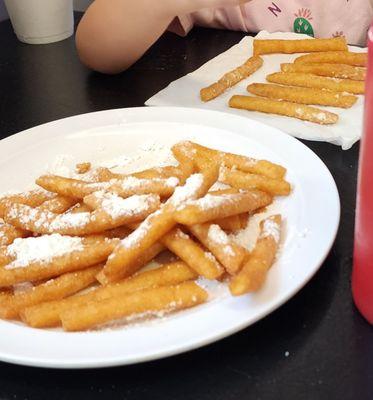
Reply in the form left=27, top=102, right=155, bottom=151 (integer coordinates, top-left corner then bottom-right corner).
left=0, top=13, right=372, bottom=400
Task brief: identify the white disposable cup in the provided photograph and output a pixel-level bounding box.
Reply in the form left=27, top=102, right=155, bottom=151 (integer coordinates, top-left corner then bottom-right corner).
left=4, top=0, right=74, bottom=44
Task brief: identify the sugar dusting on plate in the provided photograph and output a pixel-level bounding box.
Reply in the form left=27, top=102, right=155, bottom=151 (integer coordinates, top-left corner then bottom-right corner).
left=231, top=202, right=283, bottom=252
left=98, top=141, right=178, bottom=174
left=42, top=141, right=178, bottom=182
left=260, top=217, right=281, bottom=243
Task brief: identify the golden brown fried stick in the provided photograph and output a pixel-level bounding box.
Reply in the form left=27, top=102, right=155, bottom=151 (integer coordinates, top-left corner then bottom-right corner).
left=3, top=194, right=160, bottom=235
left=38, top=195, right=77, bottom=213
left=22, top=261, right=196, bottom=328
left=68, top=203, right=92, bottom=213
left=188, top=223, right=247, bottom=274
left=220, top=166, right=291, bottom=196
left=172, top=141, right=286, bottom=180
left=36, top=174, right=179, bottom=199
left=200, top=56, right=263, bottom=101
left=281, top=63, right=366, bottom=81
left=0, top=236, right=117, bottom=287
left=266, top=72, right=365, bottom=94
left=230, top=215, right=281, bottom=295
left=214, top=215, right=242, bottom=232
left=0, top=222, right=28, bottom=246
left=0, top=196, right=75, bottom=246
left=60, top=281, right=208, bottom=331
left=0, top=190, right=54, bottom=218
left=96, top=242, right=165, bottom=284
left=253, top=37, right=347, bottom=55
left=294, top=51, right=367, bottom=67
left=96, top=165, right=188, bottom=183
left=161, top=228, right=224, bottom=279
left=229, top=95, right=339, bottom=125
left=175, top=190, right=273, bottom=225
left=247, top=83, right=357, bottom=109
left=0, top=265, right=101, bottom=320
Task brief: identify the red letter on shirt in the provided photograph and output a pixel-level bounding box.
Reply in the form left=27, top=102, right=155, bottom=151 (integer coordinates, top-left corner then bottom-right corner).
left=268, top=2, right=281, bottom=17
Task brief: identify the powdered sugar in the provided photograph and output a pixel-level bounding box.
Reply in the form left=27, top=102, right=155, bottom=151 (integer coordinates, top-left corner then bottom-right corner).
left=175, top=229, right=190, bottom=240
left=13, top=282, right=34, bottom=294
left=316, top=112, right=327, bottom=122
left=120, top=215, right=154, bottom=249
left=260, top=218, right=281, bottom=243
left=45, top=154, right=75, bottom=178
left=98, top=308, right=177, bottom=331
left=231, top=203, right=282, bottom=251
left=295, top=108, right=304, bottom=117
left=179, top=193, right=237, bottom=211
left=207, top=224, right=235, bottom=256
left=209, top=181, right=230, bottom=191
left=176, top=141, right=197, bottom=158
left=45, top=156, right=99, bottom=183
left=98, top=141, right=178, bottom=174
left=6, top=234, right=84, bottom=269
left=165, top=177, right=179, bottom=187
left=49, top=212, right=91, bottom=231
left=80, top=181, right=113, bottom=191
left=95, top=192, right=158, bottom=219
left=0, top=190, right=23, bottom=199
left=196, top=277, right=230, bottom=301
left=208, top=224, right=229, bottom=245
left=205, top=251, right=220, bottom=266
left=9, top=205, right=54, bottom=230
left=0, top=189, right=54, bottom=201
left=114, top=176, right=179, bottom=191
left=43, top=141, right=179, bottom=182
left=8, top=204, right=93, bottom=231
left=169, top=173, right=204, bottom=207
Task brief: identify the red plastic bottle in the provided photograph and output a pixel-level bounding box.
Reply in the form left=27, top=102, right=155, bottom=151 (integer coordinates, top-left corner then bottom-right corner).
left=352, top=26, right=373, bottom=323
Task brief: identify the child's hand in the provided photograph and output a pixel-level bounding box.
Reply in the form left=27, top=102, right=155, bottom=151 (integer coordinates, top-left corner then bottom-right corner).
left=170, top=0, right=252, bottom=15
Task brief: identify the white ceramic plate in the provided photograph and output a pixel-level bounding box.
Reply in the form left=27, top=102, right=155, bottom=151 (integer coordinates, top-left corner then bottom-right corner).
left=0, top=107, right=340, bottom=369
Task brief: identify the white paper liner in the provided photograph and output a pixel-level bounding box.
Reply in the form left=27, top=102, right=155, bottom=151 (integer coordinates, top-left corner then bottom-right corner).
left=146, top=30, right=366, bottom=150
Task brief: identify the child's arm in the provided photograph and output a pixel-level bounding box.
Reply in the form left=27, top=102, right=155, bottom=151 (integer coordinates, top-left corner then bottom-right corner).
left=76, top=0, right=249, bottom=74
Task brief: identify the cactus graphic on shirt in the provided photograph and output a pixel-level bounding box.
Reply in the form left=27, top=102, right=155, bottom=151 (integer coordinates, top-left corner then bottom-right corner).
left=293, top=8, right=314, bottom=37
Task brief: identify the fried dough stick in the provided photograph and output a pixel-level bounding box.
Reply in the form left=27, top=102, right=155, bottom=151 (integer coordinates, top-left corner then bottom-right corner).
left=266, top=72, right=365, bottom=95
left=230, top=215, right=281, bottom=295
left=247, top=83, right=357, bottom=108
left=281, top=63, right=366, bottom=81
left=253, top=37, right=347, bottom=55
left=0, top=236, right=117, bottom=286
left=0, top=265, right=102, bottom=319
left=200, top=56, right=263, bottom=101
left=294, top=51, right=367, bottom=67
left=229, top=95, right=339, bottom=125
left=22, top=261, right=196, bottom=328
left=60, top=281, right=208, bottom=331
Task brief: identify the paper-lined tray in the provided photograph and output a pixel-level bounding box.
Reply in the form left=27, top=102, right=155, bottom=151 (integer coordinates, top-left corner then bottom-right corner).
left=146, top=31, right=366, bottom=150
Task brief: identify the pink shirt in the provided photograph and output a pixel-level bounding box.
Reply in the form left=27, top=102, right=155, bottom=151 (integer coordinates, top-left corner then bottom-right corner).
left=170, top=0, right=373, bottom=46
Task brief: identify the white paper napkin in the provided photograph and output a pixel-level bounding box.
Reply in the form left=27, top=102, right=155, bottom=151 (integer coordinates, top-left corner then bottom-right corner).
left=146, top=31, right=366, bottom=150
